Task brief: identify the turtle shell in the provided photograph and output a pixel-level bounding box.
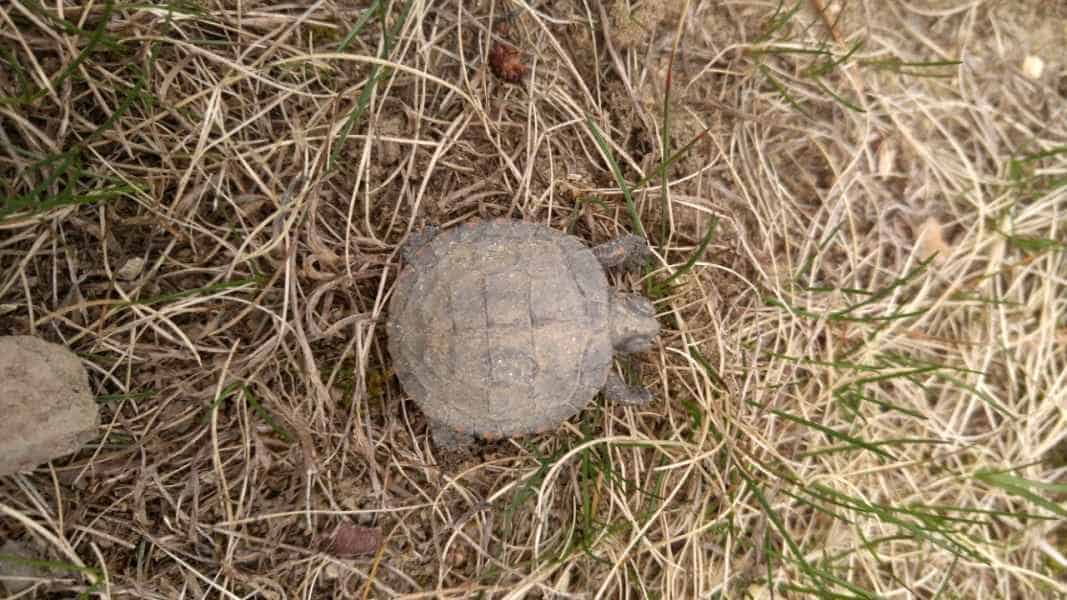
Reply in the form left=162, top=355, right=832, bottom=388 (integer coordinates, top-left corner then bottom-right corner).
left=387, top=219, right=612, bottom=438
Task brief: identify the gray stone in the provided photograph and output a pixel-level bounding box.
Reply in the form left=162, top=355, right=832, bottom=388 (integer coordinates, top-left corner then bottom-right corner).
left=0, top=336, right=99, bottom=476
left=387, top=218, right=660, bottom=448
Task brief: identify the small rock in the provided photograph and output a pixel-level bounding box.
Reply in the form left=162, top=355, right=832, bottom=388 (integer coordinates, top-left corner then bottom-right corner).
left=1022, top=55, right=1045, bottom=79
left=115, top=257, right=146, bottom=281
left=0, top=336, right=99, bottom=476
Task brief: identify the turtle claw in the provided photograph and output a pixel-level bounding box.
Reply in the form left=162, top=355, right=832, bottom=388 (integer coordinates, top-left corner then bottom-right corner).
left=604, top=371, right=653, bottom=407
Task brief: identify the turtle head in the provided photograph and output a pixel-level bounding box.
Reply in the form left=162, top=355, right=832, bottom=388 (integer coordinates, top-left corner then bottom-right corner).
left=609, top=292, right=659, bottom=354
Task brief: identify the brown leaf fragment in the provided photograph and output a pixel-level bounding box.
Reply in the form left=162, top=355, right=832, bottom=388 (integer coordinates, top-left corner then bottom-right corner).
left=489, top=42, right=527, bottom=83
left=328, top=523, right=383, bottom=557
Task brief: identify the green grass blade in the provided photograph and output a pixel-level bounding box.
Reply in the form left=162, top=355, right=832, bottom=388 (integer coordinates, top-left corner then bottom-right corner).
left=584, top=115, right=645, bottom=237
left=764, top=406, right=897, bottom=461
left=243, top=386, right=292, bottom=443
left=328, top=0, right=416, bottom=170
left=633, top=125, right=712, bottom=191
left=974, top=470, right=1067, bottom=517
left=759, top=64, right=809, bottom=117
left=47, top=1, right=117, bottom=97
left=337, top=0, right=383, bottom=52
left=663, top=217, right=719, bottom=285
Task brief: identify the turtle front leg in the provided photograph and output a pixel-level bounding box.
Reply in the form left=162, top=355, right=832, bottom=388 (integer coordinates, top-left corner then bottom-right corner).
left=603, top=371, right=653, bottom=407
left=592, top=234, right=651, bottom=273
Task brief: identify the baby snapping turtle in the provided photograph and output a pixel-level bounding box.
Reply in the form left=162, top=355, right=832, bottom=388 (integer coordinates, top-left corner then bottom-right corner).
left=387, top=218, right=660, bottom=448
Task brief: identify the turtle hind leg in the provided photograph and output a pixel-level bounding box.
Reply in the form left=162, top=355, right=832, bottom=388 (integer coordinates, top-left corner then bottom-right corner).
left=603, top=371, right=653, bottom=407
left=430, top=422, right=476, bottom=450
left=591, top=234, right=651, bottom=273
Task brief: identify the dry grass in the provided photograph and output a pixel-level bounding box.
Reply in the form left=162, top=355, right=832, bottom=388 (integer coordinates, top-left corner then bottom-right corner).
left=1, top=0, right=1065, bottom=598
